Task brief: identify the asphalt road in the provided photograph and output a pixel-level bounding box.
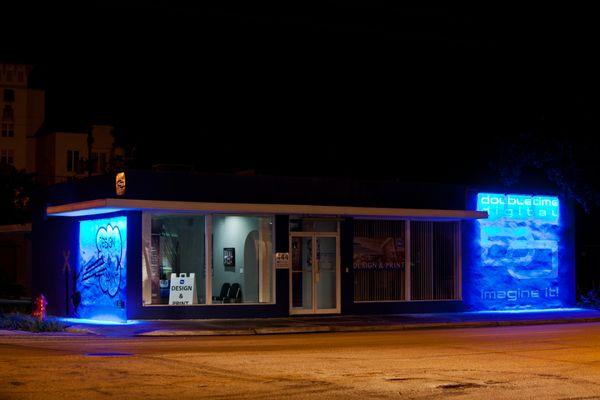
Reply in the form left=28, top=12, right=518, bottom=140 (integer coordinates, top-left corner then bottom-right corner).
left=2, top=323, right=600, bottom=399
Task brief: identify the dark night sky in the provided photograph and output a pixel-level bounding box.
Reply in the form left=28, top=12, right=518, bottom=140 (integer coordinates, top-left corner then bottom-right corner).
left=2, top=5, right=598, bottom=184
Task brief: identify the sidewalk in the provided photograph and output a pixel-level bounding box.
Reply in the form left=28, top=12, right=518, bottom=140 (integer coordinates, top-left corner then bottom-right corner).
left=61, top=308, right=600, bottom=337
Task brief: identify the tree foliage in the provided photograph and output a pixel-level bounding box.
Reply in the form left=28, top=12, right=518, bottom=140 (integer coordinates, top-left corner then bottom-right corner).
left=0, top=165, right=36, bottom=225
left=489, top=127, right=599, bottom=213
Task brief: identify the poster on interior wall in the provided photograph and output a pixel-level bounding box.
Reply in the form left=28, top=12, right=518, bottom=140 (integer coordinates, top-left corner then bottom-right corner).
left=353, top=236, right=405, bottom=269
left=76, top=216, right=127, bottom=322
left=223, top=247, right=235, bottom=267
left=470, top=192, right=569, bottom=310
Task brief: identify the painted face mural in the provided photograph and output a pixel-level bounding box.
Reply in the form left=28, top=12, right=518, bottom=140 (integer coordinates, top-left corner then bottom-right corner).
left=96, top=224, right=123, bottom=296
left=77, top=217, right=127, bottom=321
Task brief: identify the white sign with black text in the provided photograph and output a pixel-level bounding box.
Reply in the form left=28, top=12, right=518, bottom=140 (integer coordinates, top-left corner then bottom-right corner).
left=168, top=273, right=197, bottom=305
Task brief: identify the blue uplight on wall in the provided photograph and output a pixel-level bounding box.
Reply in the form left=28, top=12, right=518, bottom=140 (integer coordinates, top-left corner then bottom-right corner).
left=470, top=192, right=565, bottom=310
left=76, top=216, right=127, bottom=322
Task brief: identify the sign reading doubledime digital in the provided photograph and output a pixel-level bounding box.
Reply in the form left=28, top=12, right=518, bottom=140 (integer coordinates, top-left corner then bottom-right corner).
left=477, top=193, right=559, bottom=222
left=168, top=273, right=197, bottom=305
left=472, top=192, right=563, bottom=310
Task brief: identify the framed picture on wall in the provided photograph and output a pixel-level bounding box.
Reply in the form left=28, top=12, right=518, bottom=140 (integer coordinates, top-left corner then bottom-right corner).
left=223, top=247, right=235, bottom=267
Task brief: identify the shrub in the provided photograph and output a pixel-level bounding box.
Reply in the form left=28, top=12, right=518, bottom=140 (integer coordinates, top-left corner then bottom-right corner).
left=0, top=313, right=67, bottom=332
left=578, top=288, right=600, bottom=309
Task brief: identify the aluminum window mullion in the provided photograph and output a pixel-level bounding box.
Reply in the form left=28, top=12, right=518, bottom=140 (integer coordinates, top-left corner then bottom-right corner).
left=405, top=220, right=411, bottom=301
left=205, top=215, right=213, bottom=305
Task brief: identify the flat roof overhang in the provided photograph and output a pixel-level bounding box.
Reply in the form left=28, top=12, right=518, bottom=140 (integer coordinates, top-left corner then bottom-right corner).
left=46, top=198, right=488, bottom=220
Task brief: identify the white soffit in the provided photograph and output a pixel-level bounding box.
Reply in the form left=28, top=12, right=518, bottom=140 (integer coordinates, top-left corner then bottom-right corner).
left=46, top=198, right=488, bottom=220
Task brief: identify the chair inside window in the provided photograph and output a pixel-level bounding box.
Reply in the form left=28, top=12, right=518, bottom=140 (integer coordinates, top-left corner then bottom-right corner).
left=213, top=282, right=231, bottom=303
left=225, top=283, right=242, bottom=303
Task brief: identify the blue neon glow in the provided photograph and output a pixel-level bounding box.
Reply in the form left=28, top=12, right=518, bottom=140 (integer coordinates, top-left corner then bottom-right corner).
left=76, top=216, right=127, bottom=322
left=477, top=193, right=559, bottom=222
left=58, top=317, right=139, bottom=326
left=468, top=192, right=566, bottom=310
left=469, top=307, right=585, bottom=314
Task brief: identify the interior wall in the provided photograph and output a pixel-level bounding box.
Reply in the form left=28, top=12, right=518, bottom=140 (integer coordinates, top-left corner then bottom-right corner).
left=212, top=216, right=259, bottom=301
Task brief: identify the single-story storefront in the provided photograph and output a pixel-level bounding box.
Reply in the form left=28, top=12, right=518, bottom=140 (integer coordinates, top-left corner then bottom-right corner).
left=32, top=171, right=576, bottom=322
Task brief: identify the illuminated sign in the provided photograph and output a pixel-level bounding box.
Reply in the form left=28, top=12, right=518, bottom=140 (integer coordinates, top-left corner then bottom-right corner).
left=76, top=216, right=127, bottom=321
left=471, top=192, right=564, bottom=310
left=477, top=193, right=559, bottom=222
left=115, top=172, right=126, bottom=196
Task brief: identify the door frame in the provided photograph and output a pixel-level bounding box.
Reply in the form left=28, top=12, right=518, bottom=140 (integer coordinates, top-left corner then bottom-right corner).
left=289, top=231, right=341, bottom=315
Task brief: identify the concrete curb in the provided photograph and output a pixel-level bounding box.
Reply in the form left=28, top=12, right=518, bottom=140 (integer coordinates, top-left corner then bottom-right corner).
left=141, top=329, right=255, bottom=336
left=134, top=316, right=600, bottom=337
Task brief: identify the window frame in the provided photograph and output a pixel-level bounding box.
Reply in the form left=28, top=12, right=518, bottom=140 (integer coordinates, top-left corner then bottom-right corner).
left=0, top=148, right=14, bottom=165
left=66, top=150, right=80, bottom=173
left=141, top=212, right=277, bottom=307
left=352, top=218, right=462, bottom=303
left=1, top=123, right=14, bottom=137
left=3, top=89, right=15, bottom=103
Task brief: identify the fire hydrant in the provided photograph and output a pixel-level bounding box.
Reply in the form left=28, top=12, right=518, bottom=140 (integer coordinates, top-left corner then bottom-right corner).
left=32, top=294, right=47, bottom=321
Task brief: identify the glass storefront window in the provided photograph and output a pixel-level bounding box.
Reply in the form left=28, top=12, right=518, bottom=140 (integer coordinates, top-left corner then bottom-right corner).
left=212, top=215, right=274, bottom=303
left=353, top=220, right=406, bottom=301
left=142, top=214, right=206, bottom=305
left=353, top=219, right=460, bottom=302
left=410, top=221, right=460, bottom=300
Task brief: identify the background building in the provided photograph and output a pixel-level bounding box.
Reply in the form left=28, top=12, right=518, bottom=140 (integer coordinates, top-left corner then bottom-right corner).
left=0, top=62, right=121, bottom=183
left=0, top=63, right=44, bottom=173
left=35, top=124, right=119, bottom=185
left=0, top=62, right=122, bottom=301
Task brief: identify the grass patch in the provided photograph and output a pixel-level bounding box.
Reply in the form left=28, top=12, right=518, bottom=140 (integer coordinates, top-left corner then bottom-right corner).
left=0, top=313, right=68, bottom=332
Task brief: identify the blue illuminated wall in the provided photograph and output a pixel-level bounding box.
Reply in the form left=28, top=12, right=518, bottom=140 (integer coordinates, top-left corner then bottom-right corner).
left=465, top=192, right=573, bottom=310
left=76, top=216, right=127, bottom=321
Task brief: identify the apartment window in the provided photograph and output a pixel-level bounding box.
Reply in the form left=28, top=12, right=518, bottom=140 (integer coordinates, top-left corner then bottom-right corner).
left=90, top=152, right=108, bottom=173
left=4, top=89, right=15, bottom=103
left=2, top=105, right=14, bottom=121
left=0, top=149, right=14, bottom=165
left=1, top=123, right=14, bottom=137
left=3, top=89, right=15, bottom=103
left=66, top=150, right=80, bottom=172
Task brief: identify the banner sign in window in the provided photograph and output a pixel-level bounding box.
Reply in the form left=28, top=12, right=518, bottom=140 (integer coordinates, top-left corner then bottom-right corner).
left=168, top=273, right=197, bottom=305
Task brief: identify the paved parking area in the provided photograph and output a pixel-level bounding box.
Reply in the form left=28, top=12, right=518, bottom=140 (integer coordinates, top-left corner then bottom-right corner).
left=3, top=322, right=600, bottom=399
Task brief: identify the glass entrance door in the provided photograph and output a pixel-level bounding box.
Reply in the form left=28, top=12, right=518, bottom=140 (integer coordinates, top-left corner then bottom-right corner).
left=290, top=233, right=339, bottom=314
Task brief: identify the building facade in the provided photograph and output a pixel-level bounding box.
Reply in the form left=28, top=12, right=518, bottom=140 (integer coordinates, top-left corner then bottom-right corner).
left=0, top=63, right=44, bottom=173
left=0, top=62, right=123, bottom=299
left=0, top=62, right=121, bottom=184
left=35, top=125, right=119, bottom=185
left=32, top=172, right=576, bottom=321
